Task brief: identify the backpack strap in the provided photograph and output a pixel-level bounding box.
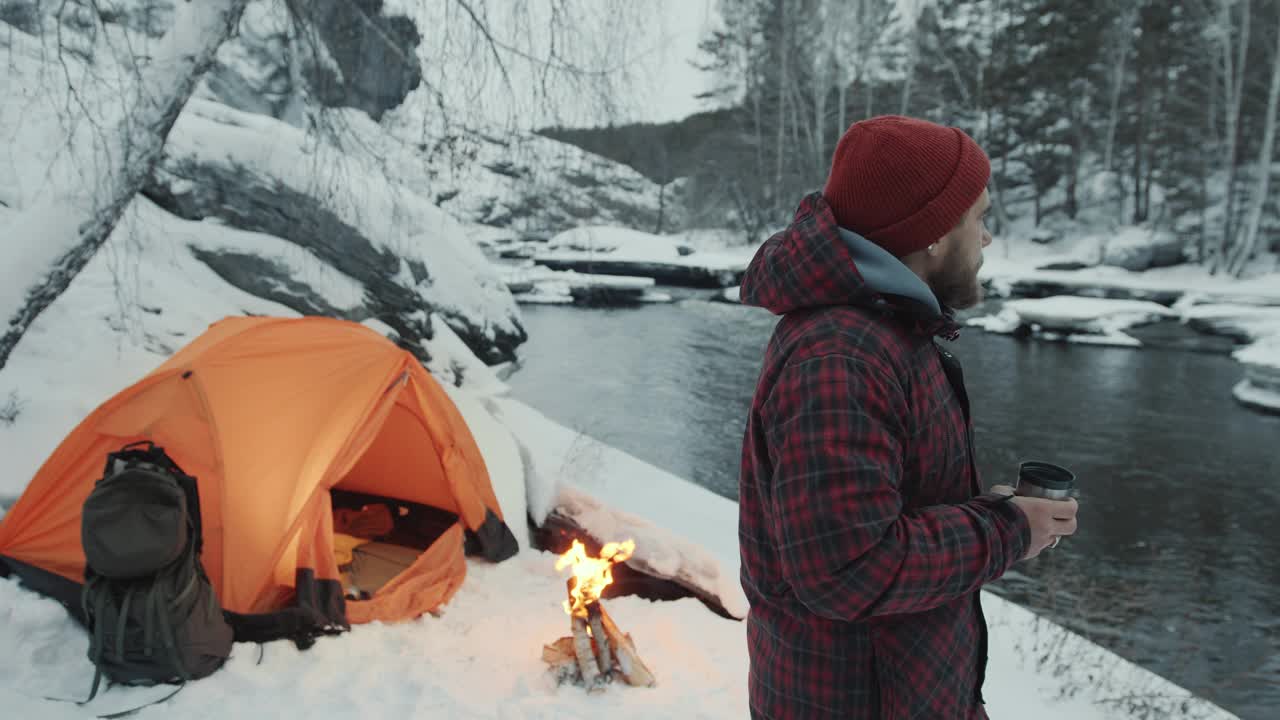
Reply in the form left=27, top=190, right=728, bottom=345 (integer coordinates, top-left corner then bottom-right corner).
left=114, top=587, right=133, bottom=663
left=150, top=582, right=191, bottom=683
left=52, top=576, right=110, bottom=706
left=95, top=685, right=186, bottom=719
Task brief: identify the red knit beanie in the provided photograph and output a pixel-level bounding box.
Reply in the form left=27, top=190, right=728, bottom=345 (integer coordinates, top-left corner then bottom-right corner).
left=822, top=115, right=990, bottom=258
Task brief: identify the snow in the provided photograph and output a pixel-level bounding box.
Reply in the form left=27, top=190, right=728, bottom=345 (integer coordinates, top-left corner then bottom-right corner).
left=0, top=10, right=1252, bottom=717
left=488, top=397, right=746, bottom=619
left=497, top=263, right=678, bottom=305
left=540, top=226, right=758, bottom=273
left=0, top=196, right=501, bottom=494
left=0, top=209, right=1241, bottom=720
left=161, top=99, right=522, bottom=349
left=1065, top=332, right=1143, bottom=348
left=1180, top=303, right=1280, bottom=342
left=1232, top=379, right=1280, bottom=413
left=1002, top=297, right=1177, bottom=333
left=1234, top=333, right=1280, bottom=369
left=981, top=249, right=1280, bottom=305
left=0, top=1, right=247, bottom=334
left=972, top=240, right=1280, bottom=408
left=968, top=307, right=1024, bottom=334
left=0, top=390, right=1240, bottom=720
left=966, top=297, right=1176, bottom=348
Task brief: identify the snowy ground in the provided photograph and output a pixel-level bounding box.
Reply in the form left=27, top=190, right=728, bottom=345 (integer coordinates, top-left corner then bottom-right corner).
left=0, top=204, right=1242, bottom=717
left=0, top=392, right=1240, bottom=720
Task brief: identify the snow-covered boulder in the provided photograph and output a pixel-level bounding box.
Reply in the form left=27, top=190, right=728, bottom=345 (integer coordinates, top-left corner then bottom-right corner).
left=146, top=99, right=526, bottom=364
left=197, top=1, right=302, bottom=122
left=1180, top=304, right=1280, bottom=342
left=199, top=0, right=423, bottom=124
left=1100, top=226, right=1185, bottom=271
left=1232, top=335, right=1280, bottom=414
left=969, top=296, right=1178, bottom=347
left=194, top=0, right=673, bottom=239
left=418, top=130, right=676, bottom=239
left=534, top=226, right=754, bottom=288
left=1001, top=297, right=1176, bottom=334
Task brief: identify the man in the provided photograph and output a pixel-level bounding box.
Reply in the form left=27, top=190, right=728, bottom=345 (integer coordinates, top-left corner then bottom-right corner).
left=738, top=115, right=1080, bottom=719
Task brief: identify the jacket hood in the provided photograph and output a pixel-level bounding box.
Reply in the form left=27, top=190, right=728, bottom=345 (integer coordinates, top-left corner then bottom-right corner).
left=740, top=193, right=959, bottom=338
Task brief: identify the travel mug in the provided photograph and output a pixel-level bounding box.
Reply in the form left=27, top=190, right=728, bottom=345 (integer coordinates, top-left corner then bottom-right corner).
left=1015, top=461, right=1076, bottom=548
left=1015, top=461, right=1076, bottom=500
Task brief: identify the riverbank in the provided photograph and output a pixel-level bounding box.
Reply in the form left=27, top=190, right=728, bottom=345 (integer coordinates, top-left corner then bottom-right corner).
left=1, top=390, right=1238, bottom=719
left=505, top=298, right=1280, bottom=719
left=972, top=252, right=1280, bottom=413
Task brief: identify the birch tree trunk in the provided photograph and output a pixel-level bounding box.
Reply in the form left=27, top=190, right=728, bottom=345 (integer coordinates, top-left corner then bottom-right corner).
left=899, top=17, right=919, bottom=115
left=0, top=0, right=250, bottom=371
left=1212, top=0, right=1250, bottom=274
left=775, top=0, right=790, bottom=197
left=837, top=79, right=848, bottom=138
left=1103, top=5, right=1137, bottom=174
left=1228, top=6, right=1280, bottom=277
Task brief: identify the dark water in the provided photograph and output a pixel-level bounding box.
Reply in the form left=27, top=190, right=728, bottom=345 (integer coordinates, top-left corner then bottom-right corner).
left=505, top=292, right=1280, bottom=720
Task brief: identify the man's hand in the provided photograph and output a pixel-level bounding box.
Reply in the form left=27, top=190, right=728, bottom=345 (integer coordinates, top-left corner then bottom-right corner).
left=990, top=484, right=1078, bottom=560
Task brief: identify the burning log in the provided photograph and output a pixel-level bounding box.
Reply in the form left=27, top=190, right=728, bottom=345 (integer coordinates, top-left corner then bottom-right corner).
left=596, top=601, right=656, bottom=688
left=571, top=611, right=604, bottom=691
left=542, top=538, right=657, bottom=690
left=585, top=601, right=613, bottom=677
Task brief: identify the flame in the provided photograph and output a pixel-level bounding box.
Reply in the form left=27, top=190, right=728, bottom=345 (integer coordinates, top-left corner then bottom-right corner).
left=555, top=538, right=635, bottom=616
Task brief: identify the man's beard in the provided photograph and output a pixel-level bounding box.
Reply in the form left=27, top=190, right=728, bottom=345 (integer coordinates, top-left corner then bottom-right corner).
left=929, top=258, right=984, bottom=310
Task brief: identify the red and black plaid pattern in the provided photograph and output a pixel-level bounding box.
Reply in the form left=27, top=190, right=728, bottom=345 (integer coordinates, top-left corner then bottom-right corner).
left=738, top=193, right=1030, bottom=719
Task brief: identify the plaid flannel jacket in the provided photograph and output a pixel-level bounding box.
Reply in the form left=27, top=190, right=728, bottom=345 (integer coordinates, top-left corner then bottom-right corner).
left=738, top=193, right=1030, bottom=719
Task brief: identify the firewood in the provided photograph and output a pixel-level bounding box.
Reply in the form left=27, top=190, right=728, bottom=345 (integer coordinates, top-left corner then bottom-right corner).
left=586, top=601, right=613, bottom=680
left=571, top=614, right=604, bottom=691
left=597, top=603, right=656, bottom=687
left=541, top=636, right=576, bottom=666
left=542, top=636, right=580, bottom=685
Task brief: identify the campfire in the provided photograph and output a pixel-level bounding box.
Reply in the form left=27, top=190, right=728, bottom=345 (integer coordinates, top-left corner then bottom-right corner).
left=541, top=538, right=656, bottom=691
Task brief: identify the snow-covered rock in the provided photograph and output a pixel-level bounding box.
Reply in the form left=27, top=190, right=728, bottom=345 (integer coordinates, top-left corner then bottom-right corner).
left=970, top=297, right=1178, bottom=343
left=146, top=99, right=526, bottom=364
left=1232, top=378, right=1280, bottom=415
left=1180, top=304, right=1280, bottom=342
left=199, top=0, right=422, bottom=124
left=197, top=0, right=304, bottom=122
left=1100, top=226, right=1185, bottom=271
left=498, top=265, right=672, bottom=307
left=488, top=397, right=748, bottom=620
left=713, top=286, right=741, bottom=304
left=193, top=0, right=679, bottom=243
left=1232, top=335, right=1280, bottom=414
left=534, top=226, right=755, bottom=288
left=421, top=130, right=676, bottom=239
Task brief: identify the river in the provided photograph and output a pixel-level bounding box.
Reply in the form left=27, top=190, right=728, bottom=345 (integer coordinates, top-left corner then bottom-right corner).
left=504, top=290, right=1280, bottom=720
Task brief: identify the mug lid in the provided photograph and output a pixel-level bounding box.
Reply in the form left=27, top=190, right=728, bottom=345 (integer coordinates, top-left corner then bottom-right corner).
left=1019, top=461, right=1075, bottom=490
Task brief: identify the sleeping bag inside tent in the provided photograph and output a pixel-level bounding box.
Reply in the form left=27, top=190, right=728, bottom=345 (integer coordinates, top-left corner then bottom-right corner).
left=0, top=316, right=519, bottom=638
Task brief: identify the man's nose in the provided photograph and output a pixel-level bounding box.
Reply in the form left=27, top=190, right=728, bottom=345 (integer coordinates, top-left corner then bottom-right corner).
left=981, top=230, right=993, bottom=248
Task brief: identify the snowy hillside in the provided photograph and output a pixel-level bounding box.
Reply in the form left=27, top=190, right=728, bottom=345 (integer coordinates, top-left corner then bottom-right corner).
left=194, top=0, right=677, bottom=239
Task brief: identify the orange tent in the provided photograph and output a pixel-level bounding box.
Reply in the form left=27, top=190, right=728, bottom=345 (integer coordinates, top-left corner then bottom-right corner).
left=0, top=316, right=517, bottom=636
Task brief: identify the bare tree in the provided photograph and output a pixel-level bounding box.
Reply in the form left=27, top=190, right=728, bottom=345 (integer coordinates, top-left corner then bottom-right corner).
left=899, top=10, right=920, bottom=114
left=1227, top=2, right=1280, bottom=277
left=1210, top=0, right=1251, bottom=274
left=1102, top=3, right=1139, bottom=175
left=1, top=0, right=656, bottom=373
left=0, top=0, right=250, bottom=372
